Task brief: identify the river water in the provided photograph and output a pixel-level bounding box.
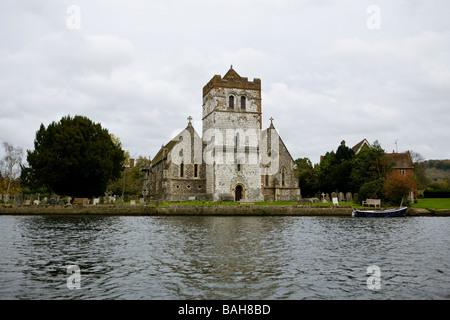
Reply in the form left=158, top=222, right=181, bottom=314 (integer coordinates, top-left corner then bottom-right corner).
left=0, top=215, right=448, bottom=300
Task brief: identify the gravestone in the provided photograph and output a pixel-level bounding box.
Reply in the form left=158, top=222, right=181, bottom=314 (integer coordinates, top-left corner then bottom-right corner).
left=24, top=200, right=31, bottom=206
left=332, top=197, right=339, bottom=206
left=50, top=198, right=57, bottom=206
left=139, top=198, right=145, bottom=204
left=66, top=197, right=72, bottom=205
left=346, top=192, right=353, bottom=202
left=57, top=199, right=65, bottom=205
left=33, top=200, right=40, bottom=205
left=42, top=197, right=48, bottom=205
left=338, top=192, right=345, bottom=202
left=93, top=198, right=99, bottom=205
left=130, top=200, right=136, bottom=205
left=325, top=193, right=331, bottom=203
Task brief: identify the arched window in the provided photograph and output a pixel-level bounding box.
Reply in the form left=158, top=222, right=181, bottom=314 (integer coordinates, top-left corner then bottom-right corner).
left=180, top=163, right=184, bottom=177
left=194, top=164, right=198, bottom=178
left=229, top=95, right=234, bottom=109
left=281, top=168, right=286, bottom=187
left=265, top=169, right=269, bottom=187
left=235, top=132, right=240, bottom=146
left=241, top=96, right=246, bottom=110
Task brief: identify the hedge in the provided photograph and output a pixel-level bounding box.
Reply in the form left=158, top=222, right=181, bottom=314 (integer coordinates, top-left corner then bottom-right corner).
left=423, top=190, right=450, bottom=198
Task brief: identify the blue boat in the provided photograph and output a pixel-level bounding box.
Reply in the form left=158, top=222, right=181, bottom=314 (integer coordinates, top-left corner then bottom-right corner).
left=352, top=206, right=407, bottom=217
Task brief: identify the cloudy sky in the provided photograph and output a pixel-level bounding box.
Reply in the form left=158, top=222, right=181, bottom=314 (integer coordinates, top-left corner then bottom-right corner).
left=1, top=0, right=449, bottom=165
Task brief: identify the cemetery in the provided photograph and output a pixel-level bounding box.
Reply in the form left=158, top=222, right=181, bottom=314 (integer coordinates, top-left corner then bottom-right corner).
left=1, top=191, right=448, bottom=216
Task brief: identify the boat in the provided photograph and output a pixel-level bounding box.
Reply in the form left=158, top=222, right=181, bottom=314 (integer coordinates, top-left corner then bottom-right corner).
left=352, top=206, right=407, bottom=217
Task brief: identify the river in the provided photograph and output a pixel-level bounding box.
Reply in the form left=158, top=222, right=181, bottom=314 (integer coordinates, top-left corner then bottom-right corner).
left=0, top=215, right=448, bottom=300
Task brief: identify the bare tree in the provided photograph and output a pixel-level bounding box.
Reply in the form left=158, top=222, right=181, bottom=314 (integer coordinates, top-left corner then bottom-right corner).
left=410, top=150, right=431, bottom=189
left=0, top=142, right=23, bottom=194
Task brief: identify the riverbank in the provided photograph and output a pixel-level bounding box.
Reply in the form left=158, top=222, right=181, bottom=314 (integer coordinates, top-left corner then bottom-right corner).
left=0, top=204, right=449, bottom=216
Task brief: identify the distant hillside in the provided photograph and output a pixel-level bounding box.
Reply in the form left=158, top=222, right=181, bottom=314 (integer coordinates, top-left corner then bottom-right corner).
left=424, top=160, right=450, bottom=182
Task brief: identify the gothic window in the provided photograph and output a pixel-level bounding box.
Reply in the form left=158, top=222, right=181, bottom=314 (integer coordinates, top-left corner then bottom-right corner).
left=229, top=95, right=234, bottom=109
left=282, top=168, right=286, bottom=187
left=237, top=160, right=241, bottom=172
left=180, top=163, right=184, bottom=177
left=194, top=164, right=198, bottom=178
left=265, top=170, right=269, bottom=187
left=241, top=96, right=246, bottom=110
left=235, top=132, right=240, bottom=146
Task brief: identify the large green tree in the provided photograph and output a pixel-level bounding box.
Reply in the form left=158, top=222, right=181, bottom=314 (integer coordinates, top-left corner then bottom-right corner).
left=349, top=140, right=395, bottom=193
left=22, top=115, right=126, bottom=197
left=293, top=157, right=318, bottom=197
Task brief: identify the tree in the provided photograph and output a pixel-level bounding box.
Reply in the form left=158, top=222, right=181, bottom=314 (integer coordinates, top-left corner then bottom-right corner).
left=316, top=141, right=355, bottom=193
left=107, top=156, right=150, bottom=197
left=293, top=157, right=318, bottom=197
left=0, top=142, right=23, bottom=194
left=382, top=171, right=417, bottom=204
left=316, top=151, right=336, bottom=193
left=410, top=150, right=431, bottom=190
left=349, top=140, right=395, bottom=192
left=22, top=115, right=126, bottom=197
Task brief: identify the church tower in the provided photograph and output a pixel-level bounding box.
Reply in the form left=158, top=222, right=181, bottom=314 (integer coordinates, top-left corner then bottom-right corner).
left=202, top=67, right=264, bottom=201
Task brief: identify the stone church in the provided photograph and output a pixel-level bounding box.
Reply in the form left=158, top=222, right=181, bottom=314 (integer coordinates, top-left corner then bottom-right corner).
left=142, top=67, right=301, bottom=202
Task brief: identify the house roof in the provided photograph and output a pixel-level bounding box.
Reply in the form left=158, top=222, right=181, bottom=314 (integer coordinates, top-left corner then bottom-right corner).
left=385, top=151, right=414, bottom=169
left=352, top=138, right=370, bottom=154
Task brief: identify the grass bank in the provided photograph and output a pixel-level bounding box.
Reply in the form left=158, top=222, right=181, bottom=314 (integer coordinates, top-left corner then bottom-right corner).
left=411, top=198, right=450, bottom=210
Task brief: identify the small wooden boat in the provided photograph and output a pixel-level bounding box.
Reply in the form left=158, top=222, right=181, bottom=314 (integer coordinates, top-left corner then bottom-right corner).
left=352, top=206, right=407, bottom=217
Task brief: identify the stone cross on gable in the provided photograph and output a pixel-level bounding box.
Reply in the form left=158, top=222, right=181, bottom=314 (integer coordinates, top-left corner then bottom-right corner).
left=187, top=116, right=192, bottom=123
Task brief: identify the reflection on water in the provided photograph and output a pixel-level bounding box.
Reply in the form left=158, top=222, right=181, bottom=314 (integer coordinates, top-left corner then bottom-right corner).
left=0, top=215, right=448, bottom=299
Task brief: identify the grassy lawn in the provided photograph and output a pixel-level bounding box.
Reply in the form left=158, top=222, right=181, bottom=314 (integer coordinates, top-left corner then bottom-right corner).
left=411, top=198, right=450, bottom=210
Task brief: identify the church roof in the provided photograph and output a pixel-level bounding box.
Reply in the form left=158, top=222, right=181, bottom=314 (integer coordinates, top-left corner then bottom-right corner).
left=151, top=120, right=199, bottom=166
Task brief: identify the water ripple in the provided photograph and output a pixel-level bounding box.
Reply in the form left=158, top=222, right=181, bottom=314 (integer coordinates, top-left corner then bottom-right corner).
left=0, top=215, right=448, bottom=299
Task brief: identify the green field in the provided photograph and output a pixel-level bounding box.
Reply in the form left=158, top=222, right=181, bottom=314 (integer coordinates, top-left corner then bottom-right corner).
left=411, top=198, right=450, bottom=210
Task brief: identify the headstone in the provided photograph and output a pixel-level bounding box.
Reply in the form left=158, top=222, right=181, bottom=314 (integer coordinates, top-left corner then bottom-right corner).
left=346, top=192, right=353, bottom=202
left=33, top=200, right=40, bottom=205
left=332, top=197, right=339, bottom=206
left=42, top=197, right=48, bottom=205
left=353, top=193, right=359, bottom=204
left=93, top=198, right=99, bottom=205
left=24, top=200, right=31, bottom=206
left=325, top=193, right=331, bottom=202
left=50, top=198, right=57, bottom=206
left=139, top=198, right=145, bottom=204
left=66, top=197, right=72, bottom=205
left=188, top=196, right=196, bottom=201
left=57, top=199, right=65, bottom=205
left=338, top=192, right=345, bottom=202
left=130, top=200, right=136, bottom=205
